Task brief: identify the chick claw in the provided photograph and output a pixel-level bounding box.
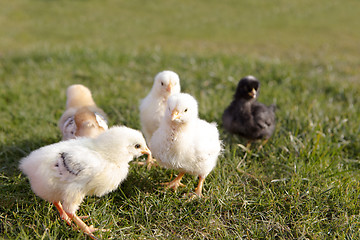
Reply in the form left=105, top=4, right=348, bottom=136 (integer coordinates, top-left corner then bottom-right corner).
left=145, top=155, right=158, bottom=170
left=185, top=192, right=201, bottom=202
left=162, top=181, right=186, bottom=191
left=134, top=155, right=158, bottom=170
left=67, top=213, right=107, bottom=240
left=161, top=172, right=186, bottom=192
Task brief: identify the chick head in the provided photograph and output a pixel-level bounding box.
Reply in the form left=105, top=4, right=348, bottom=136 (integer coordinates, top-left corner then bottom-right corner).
left=93, top=126, right=151, bottom=163
left=234, top=76, right=260, bottom=100
left=152, top=70, right=181, bottom=97
left=66, top=84, right=95, bottom=108
left=166, top=93, right=198, bottom=125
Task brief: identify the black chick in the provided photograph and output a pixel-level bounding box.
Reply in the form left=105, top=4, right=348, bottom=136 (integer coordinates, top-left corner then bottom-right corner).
left=222, top=76, right=276, bottom=148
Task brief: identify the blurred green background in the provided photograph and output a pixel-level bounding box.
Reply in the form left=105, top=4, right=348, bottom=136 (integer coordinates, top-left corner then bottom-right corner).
left=1, top=0, right=359, bottom=63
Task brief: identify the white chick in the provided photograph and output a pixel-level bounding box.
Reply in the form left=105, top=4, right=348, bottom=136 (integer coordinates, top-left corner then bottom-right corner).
left=19, top=126, right=151, bottom=239
left=150, top=93, right=221, bottom=198
left=58, top=84, right=108, bottom=140
left=139, top=70, right=181, bottom=143
left=139, top=70, right=180, bottom=169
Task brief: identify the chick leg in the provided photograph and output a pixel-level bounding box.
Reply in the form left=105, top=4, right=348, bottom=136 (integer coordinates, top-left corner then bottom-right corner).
left=258, top=139, right=269, bottom=150
left=66, top=212, right=99, bottom=240
left=53, top=201, right=72, bottom=226
left=194, top=176, right=205, bottom=198
left=186, top=176, right=206, bottom=201
left=246, top=141, right=252, bottom=150
left=162, top=172, right=186, bottom=191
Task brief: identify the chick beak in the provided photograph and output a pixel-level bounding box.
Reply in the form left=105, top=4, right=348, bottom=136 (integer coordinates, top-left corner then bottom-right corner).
left=249, top=88, right=257, bottom=98
left=166, top=82, right=173, bottom=93
left=141, top=146, right=152, bottom=156
left=171, top=109, right=181, bottom=121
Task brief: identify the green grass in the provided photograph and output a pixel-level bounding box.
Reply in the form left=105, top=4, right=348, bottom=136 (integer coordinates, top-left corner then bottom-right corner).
left=1, top=0, right=360, bottom=239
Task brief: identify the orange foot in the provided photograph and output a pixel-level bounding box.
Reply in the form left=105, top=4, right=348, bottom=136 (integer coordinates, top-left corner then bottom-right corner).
left=186, top=176, right=206, bottom=201
left=134, top=155, right=158, bottom=170
left=161, top=172, right=186, bottom=192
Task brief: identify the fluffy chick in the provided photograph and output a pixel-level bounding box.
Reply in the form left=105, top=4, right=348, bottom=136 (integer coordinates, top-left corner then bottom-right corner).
left=150, top=93, right=221, bottom=198
left=19, top=126, right=151, bottom=239
left=222, top=76, right=276, bottom=148
left=139, top=70, right=181, bottom=169
left=59, top=84, right=108, bottom=140
left=139, top=70, right=181, bottom=143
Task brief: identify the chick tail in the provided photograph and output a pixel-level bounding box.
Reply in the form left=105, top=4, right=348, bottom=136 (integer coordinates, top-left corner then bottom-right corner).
left=269, top=104, right=277, bottom=112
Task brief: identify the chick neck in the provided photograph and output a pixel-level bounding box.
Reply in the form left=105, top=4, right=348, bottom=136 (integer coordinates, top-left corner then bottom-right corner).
left=164, top=120, right=189, bottom=145
left=168, top=117, right=193, bottom=134
left=234, top=97, right=256, bottom=115
left=91, top=137, right=131, bottom=167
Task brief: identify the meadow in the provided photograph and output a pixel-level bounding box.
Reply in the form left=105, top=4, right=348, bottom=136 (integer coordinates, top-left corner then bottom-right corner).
left=1, top=0, right=359, bottom=239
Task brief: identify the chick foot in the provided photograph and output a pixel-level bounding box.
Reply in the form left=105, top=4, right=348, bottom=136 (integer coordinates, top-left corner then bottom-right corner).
left=258, top=139, right=269, bottom=150
left=186, top=176, right=205, bottom=200
left=66, top=212, right=100, bottom=240
left=237, top=143, right=251, bottom=153
left=145, top=155, right=158, bottom=170
left=135, top=154, right=157, bottom=170
left=161, top=172, right=186, bottom=192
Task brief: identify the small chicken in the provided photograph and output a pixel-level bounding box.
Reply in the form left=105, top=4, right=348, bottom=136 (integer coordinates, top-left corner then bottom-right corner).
left=139, top=70, right=181, bottom=168
left=19, top=126, right=151, bottom=239
left=150, top=93, right=221, bottom=198
left=139, top=70, right=181, bottom=143
left=222, top=76, right=276, bottom=149
left=59, top=84, right=108, bottom=140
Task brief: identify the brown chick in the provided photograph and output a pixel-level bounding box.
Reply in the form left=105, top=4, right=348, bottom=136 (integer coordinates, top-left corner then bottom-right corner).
left=59, top=84, right=108, bottom=140
left=73, top=107, right=107, bottom=139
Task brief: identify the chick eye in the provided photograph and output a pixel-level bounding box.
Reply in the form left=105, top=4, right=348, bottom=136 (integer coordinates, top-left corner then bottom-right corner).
left=135, top=144, right=141, bottom=149
left=184, top=108, right=188, bottom=112
left=161, top=82, right=164, bottom=86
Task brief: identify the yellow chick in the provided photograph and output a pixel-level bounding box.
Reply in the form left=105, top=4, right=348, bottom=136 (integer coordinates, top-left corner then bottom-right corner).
left=58, top=84, right=108, bottom=140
